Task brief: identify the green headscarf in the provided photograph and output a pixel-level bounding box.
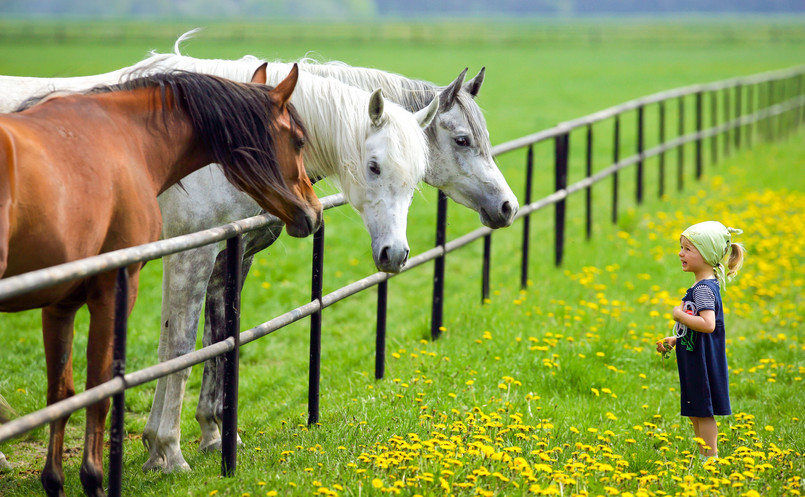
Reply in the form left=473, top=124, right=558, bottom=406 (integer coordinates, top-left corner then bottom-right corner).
left=681, top=221, right=742, bottom=287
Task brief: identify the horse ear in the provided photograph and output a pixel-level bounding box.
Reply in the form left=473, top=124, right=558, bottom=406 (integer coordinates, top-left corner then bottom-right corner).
left=251, top=62, right=268, bottom=84
left=368, top=88, right=385, bottom=127
left=439, top=67, right=467, bottom=111
left=464, top=67, right=485, bottom=98
left=414, top=94, right=439, bottom=129
left=270, top=63, right=299, bottom=106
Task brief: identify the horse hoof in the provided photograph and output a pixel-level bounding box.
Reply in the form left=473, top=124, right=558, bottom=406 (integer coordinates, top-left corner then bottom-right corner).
left=142, top=456, right=166, bottom=473
left=79, top=465, right=106, bottom=497
left=198, top=438, right=222, bottom=453
left=163, top=458, right=191, bottom=474
left=41, top=468, right=66, bottom=497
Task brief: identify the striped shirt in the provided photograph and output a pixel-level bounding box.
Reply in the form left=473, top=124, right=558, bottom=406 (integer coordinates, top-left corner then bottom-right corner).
left=692, top=280, right=718, bottom=312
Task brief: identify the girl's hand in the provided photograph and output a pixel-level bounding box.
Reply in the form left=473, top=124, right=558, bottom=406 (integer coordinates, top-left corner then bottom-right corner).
left=656, top=337, right=676, bottom=353
left=672, top=304, right=685, bottom=322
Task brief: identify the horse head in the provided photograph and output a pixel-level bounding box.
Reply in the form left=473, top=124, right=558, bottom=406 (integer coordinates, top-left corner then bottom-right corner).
left=426, top=67, right=519, bottom=229
left=342, top=89, right=438, bottom=273
left=250, top=64, right=322, bottom=237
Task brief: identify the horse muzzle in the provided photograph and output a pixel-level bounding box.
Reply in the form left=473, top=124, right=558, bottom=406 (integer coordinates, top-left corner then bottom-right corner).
left=285, top=204, right=323, bottom=238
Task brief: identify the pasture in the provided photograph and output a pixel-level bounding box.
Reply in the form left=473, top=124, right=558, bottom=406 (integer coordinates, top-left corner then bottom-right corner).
left=1, top=19, right=803, bottom=496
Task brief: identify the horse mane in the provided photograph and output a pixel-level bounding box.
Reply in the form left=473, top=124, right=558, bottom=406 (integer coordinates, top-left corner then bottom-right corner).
left=126, top=45, right=428, bottom=206
left=293, top=58, right=492, bottom=159
left=84, top=71, right=307, bottom=207
left=260, top=64, right=428, bottom=199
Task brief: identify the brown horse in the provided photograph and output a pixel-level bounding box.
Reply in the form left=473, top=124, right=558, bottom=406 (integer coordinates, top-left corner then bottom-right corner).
left=0, top=64, right=321, bottom=497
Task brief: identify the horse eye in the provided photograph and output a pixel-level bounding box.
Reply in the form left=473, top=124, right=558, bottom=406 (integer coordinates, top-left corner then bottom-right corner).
left=295, top=136, right=306, bottom=149
left=454, top=136, right=470, bottom=147
left=368, top=160, right=381, bottom=176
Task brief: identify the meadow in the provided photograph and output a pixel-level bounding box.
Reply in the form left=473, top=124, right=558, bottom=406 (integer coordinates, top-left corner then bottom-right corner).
left=0, top=19, right=803, bottom=496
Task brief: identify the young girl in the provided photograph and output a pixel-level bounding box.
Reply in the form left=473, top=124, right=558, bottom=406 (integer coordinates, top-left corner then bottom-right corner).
left=656, top=221, right=745, bottom=463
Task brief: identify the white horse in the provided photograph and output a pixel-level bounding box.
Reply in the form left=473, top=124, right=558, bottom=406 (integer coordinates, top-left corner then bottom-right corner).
left=0, top=56, right=438, bottom=474
left=146, top=34, right=519, bottom=473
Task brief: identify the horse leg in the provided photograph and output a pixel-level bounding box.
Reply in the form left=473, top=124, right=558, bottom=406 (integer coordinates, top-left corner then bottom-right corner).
left=142, top=248, right=216, bottom=473
left=197, top=250, right=255, bottom=452
left=39, top=304, right=80, bottom=497
left=0, top=394, right=13, bottom=471
left=142, top=258, right=174, bottom=463
left=80, top=269, right=138, bottom=497
left=197, top=223, right=281, bottom=452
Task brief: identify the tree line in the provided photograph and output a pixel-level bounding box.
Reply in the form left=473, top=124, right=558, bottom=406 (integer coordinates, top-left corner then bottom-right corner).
left=1, top=0, right=802, bottom=19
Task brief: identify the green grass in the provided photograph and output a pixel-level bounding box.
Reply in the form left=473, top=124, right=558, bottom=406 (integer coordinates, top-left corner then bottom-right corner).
left=0, top=19, right=804, bottom=497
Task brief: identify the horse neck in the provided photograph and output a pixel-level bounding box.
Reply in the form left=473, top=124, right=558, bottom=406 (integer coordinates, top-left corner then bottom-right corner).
left=138, top=56, right=367, bottom=182
left=91, top=88, right=209, bottom=195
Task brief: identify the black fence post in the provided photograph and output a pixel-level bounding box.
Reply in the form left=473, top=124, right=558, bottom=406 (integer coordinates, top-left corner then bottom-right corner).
left=308, top=224, right=324, bottom=424
left=430, top=190, right=447, bottom=340
left=723, top=87, right=731, bottom=157
left=658, top=101, right=666, bottom=198
left=797, top=74, right=805, bottom=127
left=612, top=114, right=620, bottom=224
left=108, top=267, right=128, bottom=497
left=695, top=91, right=703, bottom=181
left=787, top=76, right=796, bottom=137
left=520, top=145, right=534, bottom=289
left=677, top=96, right=685, bottom=191
left=767, top=80, right=774, bottom=141
left=375, top=280, right=387, bottom=380
left=636, top=105, right=644, bottom=205
left=221, top=235, right=242, bottom=477
left=585, top=124, right=593, bottom=239
left=481, top=235, right=491, bottom=303
left=746, top=84, right=754, bottom=148
left=734, top=84, right=742, bottom=150
left=554, top=132, right=569, bottom=267
left=710, top=90, right=718, bottom=165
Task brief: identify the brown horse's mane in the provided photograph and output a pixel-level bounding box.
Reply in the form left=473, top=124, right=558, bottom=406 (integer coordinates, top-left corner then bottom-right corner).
left=18, top=71, right=308, bottom=208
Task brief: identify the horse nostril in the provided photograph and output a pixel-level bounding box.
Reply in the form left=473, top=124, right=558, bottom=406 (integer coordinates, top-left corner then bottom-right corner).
left=379, top=246, right=391, bottom=266
left=403, top=248, right=410, bottom=263
left=501, top=201, right=512, bottom=217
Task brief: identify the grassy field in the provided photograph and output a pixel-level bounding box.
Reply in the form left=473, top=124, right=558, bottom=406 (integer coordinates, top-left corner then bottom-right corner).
left=0, top=19, right=803, bottom=496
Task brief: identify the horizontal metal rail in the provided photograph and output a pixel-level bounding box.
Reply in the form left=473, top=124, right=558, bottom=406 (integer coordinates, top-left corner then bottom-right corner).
left=0, top=194, right=345, bottom=301
left=491, top=64, right=805, bottom=157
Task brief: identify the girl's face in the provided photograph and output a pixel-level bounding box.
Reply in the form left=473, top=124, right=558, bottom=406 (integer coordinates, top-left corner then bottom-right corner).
left=679, top=237, right=709, bottom=274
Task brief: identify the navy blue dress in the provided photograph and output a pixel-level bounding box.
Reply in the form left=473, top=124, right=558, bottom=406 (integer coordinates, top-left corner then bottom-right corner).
left=675, top=278, right=732, bottom=417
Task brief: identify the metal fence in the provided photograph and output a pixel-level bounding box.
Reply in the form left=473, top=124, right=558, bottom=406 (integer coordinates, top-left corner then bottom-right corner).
left=0, top=64, right=803, bottom=494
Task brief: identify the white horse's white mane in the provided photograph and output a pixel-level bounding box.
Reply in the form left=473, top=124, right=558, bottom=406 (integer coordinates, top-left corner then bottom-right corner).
left=291, top=57, right=492, bottom=159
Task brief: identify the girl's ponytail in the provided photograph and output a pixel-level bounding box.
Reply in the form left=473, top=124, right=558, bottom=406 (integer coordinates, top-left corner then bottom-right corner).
left=726, top=242, right=746, bottom=280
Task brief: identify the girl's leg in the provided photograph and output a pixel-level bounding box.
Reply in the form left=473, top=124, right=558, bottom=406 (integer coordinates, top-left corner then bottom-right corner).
left=689, top=417, right=701, bottom=445
left=696, top=416, right=718, bottom=456
left=690, top=416, right=718, bottom=456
